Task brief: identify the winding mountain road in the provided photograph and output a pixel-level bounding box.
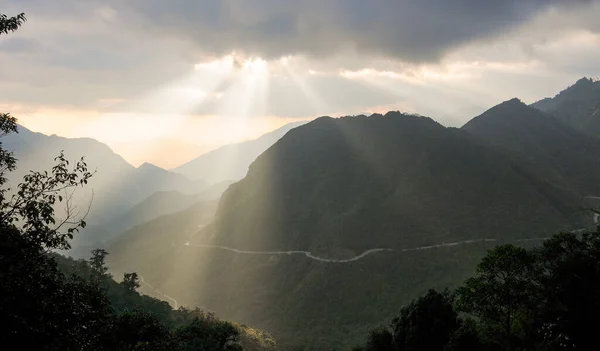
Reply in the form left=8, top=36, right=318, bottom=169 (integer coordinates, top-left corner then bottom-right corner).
left=184, top=238, right=500, bottom=263
left=139, top=275, right=179, bottom=309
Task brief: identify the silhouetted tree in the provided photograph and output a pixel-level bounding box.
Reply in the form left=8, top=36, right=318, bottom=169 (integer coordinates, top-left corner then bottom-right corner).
left=122, top=272, right=141, bottom=292
left=533, top=232, right=600, bottom=350
left=0, top=12, right=25, bottom=34
left=175, top=315, right=242, bottom=351
left=105, top=311, right=175, bottom=351
left=90, top=248, right=111, bottom=284
left=443, top=319, right=483, bottom=351
left=456, top=245, right=535, bottom=351
left=357, top=289, right=459, bottom=351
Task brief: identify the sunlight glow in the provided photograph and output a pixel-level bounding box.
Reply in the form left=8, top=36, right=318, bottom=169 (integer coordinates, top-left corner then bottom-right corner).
left=194, top=55, right=235, bottom=73
left=242, top=58, right=269, bottom=75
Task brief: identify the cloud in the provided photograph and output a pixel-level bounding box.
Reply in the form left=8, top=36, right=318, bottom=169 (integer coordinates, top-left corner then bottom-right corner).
left=0, top=37, right=42, bottom=53
left=1, top=0, right=600, bottom=127
left=122, top=0, right=593, bottom=63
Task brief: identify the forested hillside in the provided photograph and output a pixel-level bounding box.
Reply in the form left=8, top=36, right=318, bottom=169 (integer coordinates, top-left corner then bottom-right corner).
left=108, top=105, right=598, bottom=349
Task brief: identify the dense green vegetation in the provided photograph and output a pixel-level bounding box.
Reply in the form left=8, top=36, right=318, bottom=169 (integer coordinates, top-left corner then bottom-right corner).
left=355, top=230, right=600, bottom=351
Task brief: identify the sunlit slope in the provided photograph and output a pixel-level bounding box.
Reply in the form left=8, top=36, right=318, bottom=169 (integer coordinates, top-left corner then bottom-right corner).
left=463, top=98, right=600, bottom=197
left=172, top=121, right=307, bottom=185
left=209, top=112, right=581, bottom=254
left=107, top=200, right=219, bottom=284
left=101, top=180, right=234, bottom=238
left=532, top=77, right=600, bottom=138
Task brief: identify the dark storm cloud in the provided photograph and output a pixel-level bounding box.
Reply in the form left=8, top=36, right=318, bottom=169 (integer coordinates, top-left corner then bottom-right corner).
left=124, top=0, right=591, bottom=62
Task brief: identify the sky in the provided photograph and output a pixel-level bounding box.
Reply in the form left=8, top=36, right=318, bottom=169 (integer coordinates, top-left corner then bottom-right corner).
left=1, top=0, right=599, bottom=168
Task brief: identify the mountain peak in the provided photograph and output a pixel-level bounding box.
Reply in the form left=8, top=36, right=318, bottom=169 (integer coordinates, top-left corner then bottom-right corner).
left=138, top=162, right=164, bottom=171
left=462, top=98, right=546, bottom=133
left=499, top=97, right=525, bottom=107
left=531, top=77, right=600, bottom=137
left=575, top=77, right=594, bottom=86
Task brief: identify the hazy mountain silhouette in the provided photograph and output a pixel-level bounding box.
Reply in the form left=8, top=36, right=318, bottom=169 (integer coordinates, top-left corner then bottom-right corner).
left=463, top=97, right=600, bottom=196
left=532, top=77, right=600, bottom=137
left=172, top=121, right=308, bottom=185
left=107, top=200, right=220, bottom=284
left=2, top=125, right=203, bottom=225
left=102, top=179, right=234, bottom=238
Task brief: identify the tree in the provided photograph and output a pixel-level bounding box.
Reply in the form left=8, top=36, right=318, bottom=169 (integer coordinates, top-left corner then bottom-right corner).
left=363, top=327, right=395, bottom=351
left=443, top=319, right=482, bottom=351
left=358, top=289, right=459, bottom=351
left=90, top=248, right=111, bottom=282
left=0, top=12, right=25, bottom=34
left=175, top=315, right=242, bottom=351
left=533, top=232, right=600, bottom=350
left=105, top=311, right=175, bottom=351
left=122, top=272, right=141, bottom=292
left=392, top=289, right=459, bottom=351
left=456, top=245, right=536, bottom=351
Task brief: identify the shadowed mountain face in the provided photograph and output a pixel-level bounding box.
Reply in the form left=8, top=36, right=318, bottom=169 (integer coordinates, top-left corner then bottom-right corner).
left=463, top=98, right=600, bottom=196
left=172, top=121, right=307, bottom=185
left=532, top=77, right=600, bottom=137
left=2, top=125, right=203, bottom=225
left=206, top=112, right=581, bottom=254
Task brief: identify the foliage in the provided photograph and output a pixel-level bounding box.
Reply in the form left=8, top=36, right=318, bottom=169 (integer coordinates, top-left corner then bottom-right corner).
left=122, top=272, right=141, bottom=292
left=456, top=245, right=536, bottom=350
left=358, top=289, right=459, bottom=351
left=357, top=229, right=600, bottom=351
left=0, top=12, right=25, bottom=34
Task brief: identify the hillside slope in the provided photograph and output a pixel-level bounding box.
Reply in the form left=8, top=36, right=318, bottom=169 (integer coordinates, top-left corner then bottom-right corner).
left=532, top=77, right=600, bottom=137
left=463, top=98, right=600, bottom=196
left=206, top=112, right=580, bottom=254
left=172, top=121, right=307, bottom=185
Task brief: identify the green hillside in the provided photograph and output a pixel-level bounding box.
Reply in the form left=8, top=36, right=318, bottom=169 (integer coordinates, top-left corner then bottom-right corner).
left=109, top=110, right=592, bottom=349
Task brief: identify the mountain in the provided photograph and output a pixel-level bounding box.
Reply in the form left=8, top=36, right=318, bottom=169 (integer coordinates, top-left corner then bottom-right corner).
left=107, top=200, right=220, bottom=286
left=207, top=112, right=581, bottom=253
left=108, top=111, right=589, bottom=349
left=463, top=98, right=600, bottom=197
left=172, top=121, right=308, bottom=185
left=2, top=126, right=206, bottom=253
left=532, top=77, right=600, bottom=137
left=100, top=179, right=235, bottom=239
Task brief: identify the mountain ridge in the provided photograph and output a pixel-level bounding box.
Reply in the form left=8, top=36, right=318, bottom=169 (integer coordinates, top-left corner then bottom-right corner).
left=172, top=120, right=309, bottom=185
left=532, top=77, right=600, bottom=137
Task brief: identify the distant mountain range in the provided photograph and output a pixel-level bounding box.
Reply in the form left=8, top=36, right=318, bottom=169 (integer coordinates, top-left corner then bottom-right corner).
left=105, top=78, right=600, bottom=349
left=3, top=121, right=309, bottom=255
left=3, top=126, right=200, bottom=224
left=171, top=121, right=308, bottom=185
